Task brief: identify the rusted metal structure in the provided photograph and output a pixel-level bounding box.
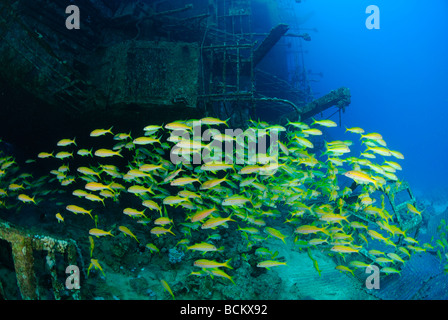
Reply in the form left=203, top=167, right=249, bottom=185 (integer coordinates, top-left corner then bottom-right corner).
left=0, top=218, right=81, bottom=299
left=0, top=0, right=350, bottom=127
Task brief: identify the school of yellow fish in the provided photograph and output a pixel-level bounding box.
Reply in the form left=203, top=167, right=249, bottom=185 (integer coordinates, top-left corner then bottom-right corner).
left=0, top=117, right=435, bottom=297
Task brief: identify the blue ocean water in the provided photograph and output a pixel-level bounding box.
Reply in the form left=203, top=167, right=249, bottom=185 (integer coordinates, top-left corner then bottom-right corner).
left=1, top=0, right=448, bottom=302
left=295, top=0, right=448, bottom=193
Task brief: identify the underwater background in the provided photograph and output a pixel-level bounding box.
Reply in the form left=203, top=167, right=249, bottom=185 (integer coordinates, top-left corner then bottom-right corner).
left=298, top=0, right=448, bottom=194
left=0, top=0, right=447, bottom=301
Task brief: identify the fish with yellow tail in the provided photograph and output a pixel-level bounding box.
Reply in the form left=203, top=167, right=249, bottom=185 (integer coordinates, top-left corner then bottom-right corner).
left=407, top=203, right=423, bottom=216
left=85, top=182, right=114, bottom=192
left=160, top=279, right=175, bottom=300
left=55, top=213, right=64, bottom=223
left=89, top=236, right=94, bottom=257
left=336, top=265, right=355, bottom=276
left=389, top=150, right=404, bottom=159
left=201, top=216, right=235, bottom=230
left=264, top=227, right=288, bottom=244
left=367, top=229, right=389, bottom=243
left=66, top=205, right=93, bottom=219
left=123, top=207, right=147, bottom=219
left=295, top=225, right=330, bottom=236
left=154, top=217, right=173, bottom=226
left=189, top=207, right=217, bottom=223
left=345, top=127, right=365, bottom=134
left=330, top=245, right=360, bottom=254
left=194, top=258, right=233, bottom=269
left=55, top=151, right=73, bottom=159
left=221, top=194, right=252, bottom=207
left=133, top=136, right=161, bottom=145
left=343, top=170, right=378, bottom=187
left=256, top=260, right=287, bottom=270
left=170, top=176, right=200, bottom=186
left=200, top=175, right=229, bottom=190
left=200, top=117, right=230, bottom=127
left=187, top=242, right=220, bottom=255
left=17, top=194, right=36, bottom=205
left=207, top=268, right=235, bottom=285
left=87, top=259, right=105, bottom=277
left=89, top=228, right=114, bottom=238
left=150, top=226, right=176, bottom=237
left=360, top=132, right=383, bottom=141
left=142, top=199, right=162, bottom=213
left=94, top=148, right=123, bottom=158
left=37, top=151, right=54, bottom=159
left=118, top=226, right=139, bottom=243
left=90, top=127, right=113, bottom=137
left=312, top=118, right=337, bottom=127
left=165, top=121, right=192, bottom=131
left=57, top=138, right=76, bottom=147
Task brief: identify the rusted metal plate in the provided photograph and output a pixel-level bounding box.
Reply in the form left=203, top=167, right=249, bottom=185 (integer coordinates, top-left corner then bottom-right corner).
left=96, top=40, right=199, bottom=108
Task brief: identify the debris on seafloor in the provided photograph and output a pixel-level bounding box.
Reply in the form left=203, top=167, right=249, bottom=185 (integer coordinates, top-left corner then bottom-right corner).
left=0, top=218, right=81, bottom=300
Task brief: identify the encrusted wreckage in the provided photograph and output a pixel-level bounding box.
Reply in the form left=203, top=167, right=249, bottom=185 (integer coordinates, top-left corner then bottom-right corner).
left=0, top=0, right=351, bottom=128
left=0, top=218, right=81, bottom=300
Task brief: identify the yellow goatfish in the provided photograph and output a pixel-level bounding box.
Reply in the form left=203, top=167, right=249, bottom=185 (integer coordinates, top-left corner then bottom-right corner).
left=336, top=265, right=354, bottom=276
left=66, top=205, right=93, bottom=219
left=85, top=182, right=113, bottom=192
left=150, top=226, right=175, bottom=237
left=256, top=260, right=287, bottom=270
left=133, top=136, right=160, bottom=145
left=164, top=121, right=192, bottom=131
left=90, top=127, right=113, bottom=137
left=344, top=170, right=378, bottom=187
left=57, top=138, right=76, bottom=147
left=221, top=194, right=251, bottom=207
left=194, top=258, right=233, bottom=269
left=17, top=194, right=36, bottom=204
left=142, top=200, right=162, bottom=213
left=94, top=149, right=123, bottom=158
left=127, top=185, right=154, bottom=195
left=160, top=279, right=175, bottom=300
left=312, top=118, right=337, bottom=127
left=407, top=203, right=423, bottom=216
left=200, top=117, right=230, bottom=126
left=55, top=151, right=73, bottom=159
left=154, top=217, right=173, bottom=226
left=189, top=207, right=217, bottom=222
left=118, top=226, right=139, bottom=243
left=264, top=227, right=287, bottom=244
left=207, top=268, right=235, bottom=285
left=186, top=242, right=219, bottom=254
left=123, top=207, right=147, bottom=218
left=201, top=216, right=235, bottom=229
left=89, top=228, right=114, bottom=238
left=87, top=259, right=105, bottom=277
left=330, top=245, right=359, bottom=254
left=170, top=176, right=200, bottom=186
left=295, top=225, right=329, bottom=236
left=55, top=213, right=64, bottom=223
left=38, top=152, right=54, bottom=158
left=361, top=132, right=383, bottom=141
left=345, top=127, right=365, bottom=134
